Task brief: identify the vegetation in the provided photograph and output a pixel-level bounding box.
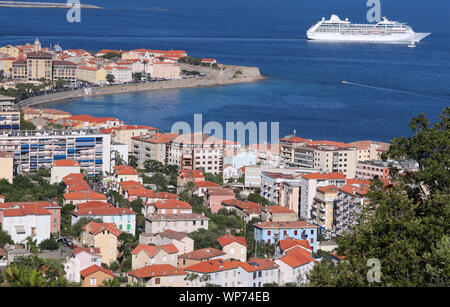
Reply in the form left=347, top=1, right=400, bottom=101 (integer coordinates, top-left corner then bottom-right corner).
left=106, top=74, right=115, bottom=83
left=20, top=112, right=36, bottom=131
left=203, top=172, right=223, bottom=185
left=38, top=236, right=60, bottom=251
left=0, top=227, right=13, bottom=248
left=178, top=56, right=203, bottom=66
left=101, top=52, right=121, bottom=60
left=128, top=155, right=138, bottom=168
left=307, top=108, right=450, bottom=287
left=4, top=255, right=78, bottom=287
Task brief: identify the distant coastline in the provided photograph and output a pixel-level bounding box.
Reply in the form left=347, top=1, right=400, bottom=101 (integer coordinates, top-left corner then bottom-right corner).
left=18, top=64, right=264, bottom=108
left=0, top=1, right=103, bottom=9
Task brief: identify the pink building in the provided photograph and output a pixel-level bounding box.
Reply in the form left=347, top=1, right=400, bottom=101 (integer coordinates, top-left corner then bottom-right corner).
left=204, top=188, right=235, bottom=214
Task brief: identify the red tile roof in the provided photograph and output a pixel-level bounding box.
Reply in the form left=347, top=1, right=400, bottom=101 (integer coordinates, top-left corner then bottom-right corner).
left=64, top=191, right=107, bottom=201
left=82, top=221, right=122, bottom=237
left=278, top=238, right=312, bottom=252
left=154, top=199, right=192, bottom=210
left=131, top=244, right=178, bottom=257
left=80, top=264, right=114, bottom=278
left=316, top=185, right=338, bottom=193
left=194, top=181, right=221, bottom=188
left=114, top=165, right=138, bottom=175
left=266, top=205, right=295, bottom=214
left=74, top=207, right=136, bottom=217
left=179, top=248, right=225, bottom=260
left=185, top=259, right=239, bottom=273
left=217, top=234, right=247, bottom=248
left=278, top=246, right=315, bottom=268
left=302, top=172, right=346, bottom=180
left=77, top=201, right=114, bottom=210
left=128, top=264, right=186, bottom=278
left=72, top=247, right=100, bottom=256
left=52, top=159, right=80, bottom=167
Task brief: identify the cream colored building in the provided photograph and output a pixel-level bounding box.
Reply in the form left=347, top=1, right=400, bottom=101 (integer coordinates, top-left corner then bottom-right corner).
left=50, top=159, right=81, bottom=184
left=217, top=234, right=247, bottom=262
left=131, top=133, right=178, bottom=167
left=127, top=264, right=187, bottom=287
left=76, top=66, right=106, bottom=84
left=0, top=57, right=16, bottom=78
left=0, top=45, right=20, bottom=58
left=151, top=62, right=181, bottom=79
left=101, top=125, right=158, bottom=152
left=81, top=221, right=122, bottom=265
left=131, top=244, right=178, bottom=270
left=0, top=152, right=13, bottom=183
left=27, top=51, right=53, bottom=81
left=311, top=185, right=338, bottom=234
left=154, top=231, right=194, bottom=255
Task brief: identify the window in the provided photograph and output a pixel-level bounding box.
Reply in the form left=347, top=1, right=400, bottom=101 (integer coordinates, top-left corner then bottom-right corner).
left=268, top=239, right=271, bottom=244
left=90, top=278, right=97, bottom=286
left=294, top=230, right=298, bottom=235
left=155, top=278, right=160, bottom=285
left=267, top=230, right=271, bottom=236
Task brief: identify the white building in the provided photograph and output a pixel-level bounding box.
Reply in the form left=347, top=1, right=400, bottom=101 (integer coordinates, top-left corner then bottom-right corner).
left=50, top=159, right=81, bottom=184
left=63, top=247, right=102, bottom=283
left=274, top=246, right=315, bottom=285
left=1, top=203, right=53, bottom=244
left=237, top=259, right=279, bottom=287
left=184, top=259, right=241, bottom=287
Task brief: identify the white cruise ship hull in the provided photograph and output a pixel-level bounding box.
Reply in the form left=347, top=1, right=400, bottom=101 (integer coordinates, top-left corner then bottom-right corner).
left=307, top=31, right=431, bottom=43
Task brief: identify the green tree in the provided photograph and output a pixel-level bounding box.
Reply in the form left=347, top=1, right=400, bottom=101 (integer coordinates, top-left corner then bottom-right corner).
left=102, top=277, right=120, bottom=287
left=128, top=155, right=138, bottom=168
left=0, top=227, right=13, bottom=248
left=101, top=52, right=121, bottom=60
left=106, top=74, right=115, bottom=83
left=38, top=237, right=60, bottom=250
left=307, top=108, right=450, bottom=287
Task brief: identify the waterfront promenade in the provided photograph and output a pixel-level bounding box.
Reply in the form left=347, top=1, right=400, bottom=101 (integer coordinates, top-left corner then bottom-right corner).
left=18, top=64, right=263, bottom=107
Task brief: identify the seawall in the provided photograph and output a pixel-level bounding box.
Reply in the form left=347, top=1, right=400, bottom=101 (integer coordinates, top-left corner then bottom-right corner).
left=17, top=64, right=264, bottom=108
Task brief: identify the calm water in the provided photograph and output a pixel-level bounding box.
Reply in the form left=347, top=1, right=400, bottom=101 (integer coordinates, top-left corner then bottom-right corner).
left=1, top=0, right=449, bottom=142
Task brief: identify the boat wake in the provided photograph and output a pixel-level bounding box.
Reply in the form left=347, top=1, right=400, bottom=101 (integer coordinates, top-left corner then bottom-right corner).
left=342, top=81, right=448, bottom=102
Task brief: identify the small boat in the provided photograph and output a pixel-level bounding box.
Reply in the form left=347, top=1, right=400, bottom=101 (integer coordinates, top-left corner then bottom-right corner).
left=408, top=41, right=416, bottom=48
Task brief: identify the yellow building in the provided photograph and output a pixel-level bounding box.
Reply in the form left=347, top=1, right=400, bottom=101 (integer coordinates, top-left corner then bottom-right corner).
left=12, top=60, right=27, bottom=80
left=80, top=265, right=115, bottom=287
left=26, top=51, right=53, bottom=81
left=76, top=66, right=106, bottom=84
left=52, top=61, right=77, bottom=83
left=81, top=221, right=122, bottom=265
left=0, top=45, right=20, bottom=58
left=311, top=185, right=338, bottom=233
left=0, top=57, right=16, bottom=78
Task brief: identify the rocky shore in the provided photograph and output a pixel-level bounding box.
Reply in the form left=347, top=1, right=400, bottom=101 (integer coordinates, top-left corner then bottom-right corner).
left=18, top=64, right=264, bottom=107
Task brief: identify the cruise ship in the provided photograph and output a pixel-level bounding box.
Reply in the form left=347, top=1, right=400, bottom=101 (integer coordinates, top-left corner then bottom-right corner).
left=307, top=15, right=430, bottom=43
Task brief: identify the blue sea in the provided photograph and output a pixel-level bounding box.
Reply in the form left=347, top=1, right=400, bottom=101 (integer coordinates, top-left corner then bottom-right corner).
left=0, top=0, right=449, bottom=142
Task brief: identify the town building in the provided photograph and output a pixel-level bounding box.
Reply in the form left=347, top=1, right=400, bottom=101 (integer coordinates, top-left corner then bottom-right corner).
left=0, top=129, right=111, bottom=176
left=184, top=259, right=240, bottom=287
left=166, top=133, right=224, bottom=175
left=355, top=160, right=390, bottom=181
left=131, top=243, right=178, bottom=270
left=311, top=185, right=338, bottom=236
left=127, top=264, right=187, bottom=287
left=63, top=247, right=102, bottom=283
left=131, top=133, right=178, bottom=167
left=50, top=159, right=81, bottom=184
left=0, top=106, right=20, bottom=134
left=0, top=201, right=61, bottom=244
left=217, top=234, right=247, bottom=262
left=178, top=248, right=225, bottom=268
left=80, top=221, right=122, bottom=265
left=145, top=212, right=209, bottom=234
left=253, top=221, right=318, bottom=252
left=52, top=61, right=77, bottom=83
left=0, top=151, right=14, bottom=183
left=154, top=230, right=194, bottom=255
left=261, top=205, right=298, bottom=222
left=80, top=264, right=115, bottom=287
left=237, top=258, right=279, bottom=287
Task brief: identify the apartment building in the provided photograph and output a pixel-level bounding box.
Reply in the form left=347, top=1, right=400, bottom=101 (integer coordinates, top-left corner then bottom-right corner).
left=311, top=185, right=338, bottom=236
left=101, top=125, right=158, bottom=152
left=299, top=172, right=347, bottom=220
left=27, top=51, right=53, bottom=81
left=151, top=62, right=181, bottom=79
left=0, top=152, right=13, bottom=183
left=347, top=140, right=390, bottom=161
left=145, top=213, right=209, bottom=234
left=131, top=133, right=178, bottom=167
left=237, top=258, right=279, bottom=287
left=131, top=243, right=178, bottom=270
left=0, top=106, right=20, bottom=134
left=184, top=259, right=241, bottom=287
left=0, top=129, right=111, bottom=175
left=334, top=183, right=370, bottom=236
left=76, top=66, right=106, bottom=84
left=12, top=60, right=27, bottom=80
left=72, top=206, right=136, bottom=235
left=356, top=160, right=390, bottom=181
left=253, top=221, right=318, bottom=252
left=52, top=60, right=77, bottom=83
left=81, top=221, right=122, bottom=265
left=166, top=133, right=224, bottom=175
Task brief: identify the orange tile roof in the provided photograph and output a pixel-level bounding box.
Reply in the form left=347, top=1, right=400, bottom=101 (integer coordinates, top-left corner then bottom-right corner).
left=118, top=180, right=144, bottom=191
left=185, top=259, right=239, bottom=273
left=156, top=192, right=178, bottom=199
left=339, top=184, right=369, bottom=196
left=1, top=202, right=55, bottom=217
left=266, top=205, right=295, bottom=214
left=302, top=172, right=346, bottom=180
left=74, top=207, right=136, bottom=217
left=82, top=221, right=122, bottom=237
left=80, top=264, right=114, bottom=278
left=52, top=159, right=80, bottom=167
left=131, top=244, right=178, bottom=257
left=194, top=180, right=220, bottom=188
left=77, top=201, right=114, bottom=210
left=179, top=248, right=225, bottom=261
left=128, top=264, right=186, bottom=279
left=278, top=238, right=312, bottom=252
left=278, top=246, right=315, bottom=268
left=247, top=258, right=278, bottom=270
left=64, top=191, right=107, bottom=201
left=154, top=199, right=191, bottom=210
left=217, top=234, right=247, bottom=248
left=316, top=185, right=338, bottom=193
left=114, top=165, right=138, bottom=175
